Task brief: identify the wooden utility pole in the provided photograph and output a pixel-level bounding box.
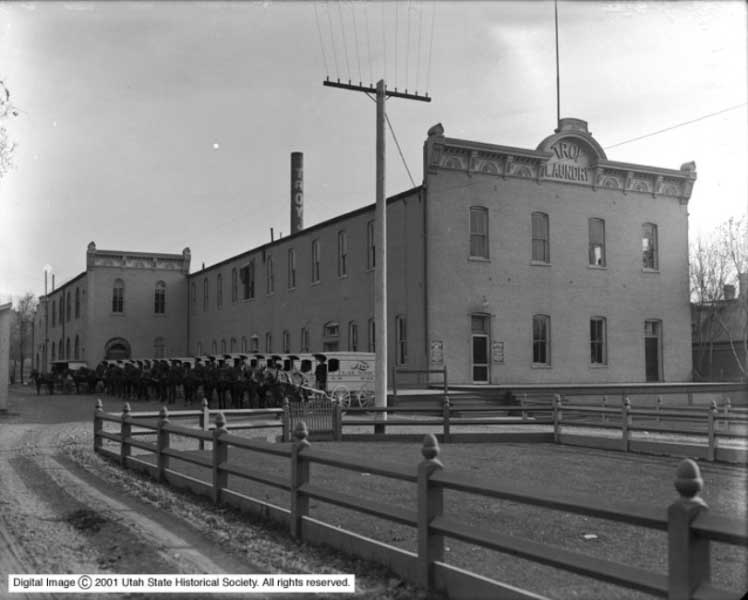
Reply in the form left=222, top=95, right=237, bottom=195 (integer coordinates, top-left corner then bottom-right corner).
left=324, top=78, right=430, bottom=429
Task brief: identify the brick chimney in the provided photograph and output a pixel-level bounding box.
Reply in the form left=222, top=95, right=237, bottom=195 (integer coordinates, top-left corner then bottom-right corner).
left=739, top=273, right=748, bottom=299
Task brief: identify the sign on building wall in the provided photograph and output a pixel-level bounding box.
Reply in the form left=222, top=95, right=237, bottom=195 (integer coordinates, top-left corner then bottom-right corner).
left=430, top=340, right=444, bottom=364
left=544, top=140, right=592, bottom=184
left=492, top=341, right=504, bottom=364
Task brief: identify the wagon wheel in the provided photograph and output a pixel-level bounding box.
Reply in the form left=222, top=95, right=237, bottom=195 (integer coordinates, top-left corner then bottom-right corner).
left=357, top=382, right=375, bottom=409
left=330, top=385, right=351, bottom=409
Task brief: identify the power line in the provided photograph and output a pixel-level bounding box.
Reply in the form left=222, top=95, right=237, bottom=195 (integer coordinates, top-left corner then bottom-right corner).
left=363, top=2, right=373, bottom=84
left=394, top=2, right=399, bottom=88
left=336, top=2, right=351, bottom=81
left=405, top=0, right=411, bottom=91
left=416, top=2, right=423, bottom=93
left=325, top=2, right=339, bottom=79
left=385, top=112, right=416, bottom=187
left=313, top=3, right=329, bottom=77
left=604, top=103, right=747, bottom=150
left=349, top=1, right=362, bottom=84
left=426, top=1, right=436, bottom=94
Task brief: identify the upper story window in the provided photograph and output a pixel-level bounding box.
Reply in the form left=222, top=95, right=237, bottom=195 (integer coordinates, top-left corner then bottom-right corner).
left=265, top=332, right=272, bottom=353
left=366, top=220, right=376, bottom=269
left=241, top=336, right=248, bottom=352
left=52, top=300, right=56, bottom=327
left=532, top=314, right=551, bottom=365
left=191, top=282, right=196, bottom=313
left=589, top=218, right=606, bottom=267
left=312, top=239, right=320, bottom=283
left=282, top=330, right=291, bottom=353
left=59, top=296, right=64, bottom=322
left=531, top=212, right=550, bottom=263
left=337, top=230, right=348, bottom=277
left=51, top=341, right=56, bottom=361
left=368, top=318, right=375, bottom=352
left=323, top=321, right=339, bottom=338
left=221, top=339, right=227, bottom=354
left=75, top=288, right=80, bottom=319
left=216, top=273, right=223, bottom=309
left=211, top=340, right=218, bottom=354
left=240, top=261, right=255, bottom=299
left=230, top=337, right=237, bottom=352
left=112, top=279, right=124, bottom=313
left=203, top=277, right=209, bottom=312
left=642, top=223, right=658, bottom=270
left=231, top=268, right=238, bottom=302
left=250, top=335, right=259, bottom=353
left=469, top=207, right=489, bottom=259
left=348, top=321, right=359, bottom=351
left=288, top=248, right=296, bottom=289
left=154, top=281, right=166, bottom=314
left=266, top=254, right=274, bottom=294
left=66, top=291, right=71, bottom=322
left=395, top=315, right=407, bottom=365
left=74, top=335, right=80, bottom=360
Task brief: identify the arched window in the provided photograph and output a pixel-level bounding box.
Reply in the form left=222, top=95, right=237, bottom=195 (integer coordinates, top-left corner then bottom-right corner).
left=51, top=341, right=56, bottom=361
left=642, top=223, right=658, bottom=270
left=531, top=212, right=550, bottom=263
left=59, top=297, right=64, bottom=323
left=154, top=337, right=165, bottom=358
left=66, top=337, right=71, bottom=359
left=250, top=335, right=259, bottom=353
left=265, top=332, right=272, bottom=353
left=230, top=337, right=237, bottom=352
left=348, top=321, right=358, bottom=351
left=217, top=273, right=223, bottom=308
left=75, top=287, right=80, bottom=318
left=211, top=340, right=217, bottom=354
left=191, top=282, right=197, bottom=313
left=196, top=341, right=203, bottom=355
left=322, top=321, right=339, bottom=352
left=469, top=207, right=489, bottom=259
left=112, top=279, right=124, bottom=313
left=203, top=278, right=209, bottom=312
left=231, top=268, right=238, bottom=302
left=66, top=291, right=71, bottom=322
left=241, top=336, right=248, bottom=352
left=74, top=335, right=80, bottom=360
left=154, top=281, right=166, bottom=314
left=282, top=330, right=290, bottom=353
left=52, top=300, right=56, bottom=327
left=221, top=339, right=227, bottom=353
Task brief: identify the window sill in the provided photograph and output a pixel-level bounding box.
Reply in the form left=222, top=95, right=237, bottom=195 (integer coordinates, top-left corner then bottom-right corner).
left=311, top=281, right=321, bottom=287
left=110, top=312, right=125, bottom=317
left=338, top=274, right=349, bottom=280
left=531, top=363, right=552, bottom=369
left=468, top=256, right=490, bottom=263
left=642, top=268, right=660, bottom=274
left=587, top=264, right=607, bottom=270
left=153, top=313, right=166, bottom=318
left=288, top=286, right=296, bottom=292
left=589, top=363, right=608, bottom=369
left=241, top=297, right=255, bottom=303
left=530, top=261, right=551, bottom=267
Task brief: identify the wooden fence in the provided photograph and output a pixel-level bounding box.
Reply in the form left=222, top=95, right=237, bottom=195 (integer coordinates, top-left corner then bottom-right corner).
left=93, top=400, right=747, bottom=600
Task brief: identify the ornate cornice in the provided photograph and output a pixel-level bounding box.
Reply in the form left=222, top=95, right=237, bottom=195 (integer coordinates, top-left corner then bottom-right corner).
left=423, top=119, right=697, bottom=203
left=86, top=242, right=191, bottom=273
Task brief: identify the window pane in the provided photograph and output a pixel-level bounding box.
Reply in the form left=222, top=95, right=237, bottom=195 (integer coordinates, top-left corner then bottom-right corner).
left=469, top=208, right=488, bottom=258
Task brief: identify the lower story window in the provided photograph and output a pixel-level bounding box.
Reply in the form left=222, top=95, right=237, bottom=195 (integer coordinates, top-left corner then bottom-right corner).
left=532, top=315, right=550, bottom=365
left=590, top=317, right=607, bottom=365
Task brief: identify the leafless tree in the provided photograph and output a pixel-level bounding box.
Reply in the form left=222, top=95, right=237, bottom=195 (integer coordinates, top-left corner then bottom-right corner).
left=690, top=217, right=748, bottom=379
left=10, top=293, right=38, bottom=384
left=0, top=80, right=18, bottom=179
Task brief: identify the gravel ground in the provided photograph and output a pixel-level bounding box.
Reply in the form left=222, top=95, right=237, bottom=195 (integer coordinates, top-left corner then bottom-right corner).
left=0, top=386, right=436, bottom=600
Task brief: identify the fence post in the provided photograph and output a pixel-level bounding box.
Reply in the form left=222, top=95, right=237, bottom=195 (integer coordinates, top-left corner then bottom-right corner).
left=333, top=399, right=343, bottom=442
left=723, top=397, right=731, bottom=431
left=553, top=394, right=562, bottom=443
left=668, top=458, right=710, bottom=600
left=94, top=399, right=103, bottom=452
left=417, top=433, right=444, bottom=591
left=622, top=397, right=631, bottom=453
left=656, top=396, right=663, bottom=424
left=601, top=395, right=607, bottom=423
left=157, top=406, right=170, bottom=482
left=442, top=396, right=451, bottom=443
left=282, top=397, right=290, bottom=442
left=120, top=402, right=131, bottom=468
left=199, top=397, right=209, bottom=451
left=290, top=421, right=311, bottom=540
left=707, top=401, right=717, bottom=462
left=521, top=393, right=528, bottom=420
left=212, top=412, right=228, bottom=505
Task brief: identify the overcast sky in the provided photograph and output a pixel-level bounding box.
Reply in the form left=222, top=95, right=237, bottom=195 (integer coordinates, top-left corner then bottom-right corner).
left=1, top=1, right=746, bottom=301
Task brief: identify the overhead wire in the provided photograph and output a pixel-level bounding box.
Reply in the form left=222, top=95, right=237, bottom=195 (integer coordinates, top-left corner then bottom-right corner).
left=325, top=1, right=339, bottom=79
left=416, top=1, right=423, bottom=93
left=349, top=1, right=362, bottom=84
left=394, top=2, right=399, bottom=88
left=363, top=1, right=373, bottom=84
left=313, top=2, right=329, bottom=78
left=405, top=1, right=411, bottom=91
left=385, top=112, right=416, bottom=187
left=426, top=1, right=436, bottom=95
left=604, top=103, right=747, bottom=150
left=381, top=2, right=386, bottom=82
left=336, top=1, right=352, bottom=82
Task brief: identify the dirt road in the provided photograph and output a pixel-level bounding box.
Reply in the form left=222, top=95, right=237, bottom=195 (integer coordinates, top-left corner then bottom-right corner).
left=0, top=387, right=423, bottom=600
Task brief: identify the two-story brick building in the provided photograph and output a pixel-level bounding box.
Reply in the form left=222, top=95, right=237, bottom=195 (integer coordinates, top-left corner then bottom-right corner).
left=34, top=118, right=697, bottom=384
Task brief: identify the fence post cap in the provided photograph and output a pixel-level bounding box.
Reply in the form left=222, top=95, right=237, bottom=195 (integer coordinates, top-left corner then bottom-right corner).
left=709, top=399, right=718, bottom=411
left=95, top=398, right=103, bottom=412
left=623, top=397, right=631, bottom=409
left=283, top=397, right=290, bottom=409
left=215, top=411, right=227, bottom=430
left=293, top=421, right=310, bottom=448
left=202, top=397, right=209, bottom=409
left=122, top=402, right=131, bottom=416
left=421, top=433, right=441, bottom=462
left=674, top=458, right=707, bottom=506
left=158, top=405, right=169, bottom=423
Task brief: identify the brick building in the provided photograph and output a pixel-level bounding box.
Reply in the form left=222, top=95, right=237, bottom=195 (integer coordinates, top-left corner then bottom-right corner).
left=34, top=118, right=698, bottom=384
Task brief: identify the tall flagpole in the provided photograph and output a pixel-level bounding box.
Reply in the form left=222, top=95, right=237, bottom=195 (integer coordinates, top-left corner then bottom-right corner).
left=555, top=0, right=561, bottom=126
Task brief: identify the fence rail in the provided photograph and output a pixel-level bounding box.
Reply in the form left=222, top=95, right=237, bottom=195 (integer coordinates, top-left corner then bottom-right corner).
left=93, top=400, right=747, bottom=600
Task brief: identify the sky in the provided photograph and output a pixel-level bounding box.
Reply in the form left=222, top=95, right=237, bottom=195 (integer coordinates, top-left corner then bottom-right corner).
left=0, top=0, right=746, bottom=302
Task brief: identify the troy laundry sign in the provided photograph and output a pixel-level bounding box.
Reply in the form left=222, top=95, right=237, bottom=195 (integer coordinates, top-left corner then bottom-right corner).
left=544, top=140, right=592, bottom=183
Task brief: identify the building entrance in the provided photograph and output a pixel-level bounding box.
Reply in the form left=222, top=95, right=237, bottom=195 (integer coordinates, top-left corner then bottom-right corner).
left=644, top=321, right=662, bottom=382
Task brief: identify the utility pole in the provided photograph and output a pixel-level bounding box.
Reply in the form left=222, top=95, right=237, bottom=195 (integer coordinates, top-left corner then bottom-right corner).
left=324, top=78, right=430, bottom=431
